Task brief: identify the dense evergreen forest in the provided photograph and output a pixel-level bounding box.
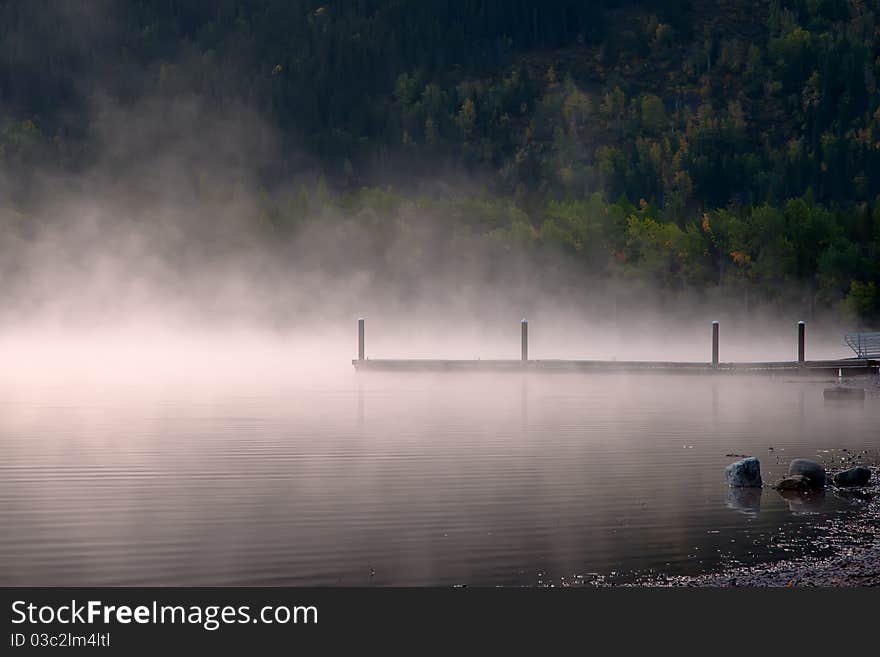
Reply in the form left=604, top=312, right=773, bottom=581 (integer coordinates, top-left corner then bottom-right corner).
left=2, top=0, right=880, bottom=320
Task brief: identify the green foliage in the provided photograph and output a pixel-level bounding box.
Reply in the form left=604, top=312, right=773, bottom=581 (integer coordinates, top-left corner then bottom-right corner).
left=623, top=213, right=687, bottom=285
left=843, top=281, right=880, bottom=320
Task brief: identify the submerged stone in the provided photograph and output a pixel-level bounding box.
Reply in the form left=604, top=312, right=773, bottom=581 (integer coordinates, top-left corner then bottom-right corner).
left=788, top=459, right=826, bottom=488
left=773, top=474, right=812, bottom=492
left=833, top=466, right=872, bottom=488
left=726, top=457, right=762, bottom=488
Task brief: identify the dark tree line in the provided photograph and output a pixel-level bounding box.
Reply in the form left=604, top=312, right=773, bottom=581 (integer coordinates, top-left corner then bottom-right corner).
left=2, top=1, right=880, bottom=319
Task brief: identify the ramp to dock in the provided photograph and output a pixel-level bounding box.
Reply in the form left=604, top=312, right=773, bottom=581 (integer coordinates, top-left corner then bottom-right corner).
left=845, top=332, right=880, bottom=359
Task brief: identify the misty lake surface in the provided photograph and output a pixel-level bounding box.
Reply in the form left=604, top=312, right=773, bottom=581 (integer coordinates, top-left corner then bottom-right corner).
left=2, top=366, right=878, bottom=586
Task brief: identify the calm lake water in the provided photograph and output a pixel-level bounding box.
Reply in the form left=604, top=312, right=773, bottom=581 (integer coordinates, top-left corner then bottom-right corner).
left=2, top=368, right=878, bottom=586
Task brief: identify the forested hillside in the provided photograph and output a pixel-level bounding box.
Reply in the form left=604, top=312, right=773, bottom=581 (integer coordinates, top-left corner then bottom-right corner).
left=2, top=1, right=880, bottom=320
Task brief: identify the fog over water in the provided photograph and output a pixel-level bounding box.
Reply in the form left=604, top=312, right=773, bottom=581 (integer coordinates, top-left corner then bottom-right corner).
left=1, top=317, right=877, bottom=585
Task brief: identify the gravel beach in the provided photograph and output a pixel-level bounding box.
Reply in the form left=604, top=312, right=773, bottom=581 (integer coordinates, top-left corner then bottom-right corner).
left=646, top=463, right=880, bottom=587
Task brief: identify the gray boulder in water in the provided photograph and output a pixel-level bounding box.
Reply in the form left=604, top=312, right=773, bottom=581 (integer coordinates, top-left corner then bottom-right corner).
left=833, top=466, right=872, bottom=488
left=788, top=459, right=826, bottom=488
left=726, top=457, right=763, bottom=488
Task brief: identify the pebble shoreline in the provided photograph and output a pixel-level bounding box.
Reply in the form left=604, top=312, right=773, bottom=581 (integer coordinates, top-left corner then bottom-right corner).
left=645, top=464, right=880, bottom=587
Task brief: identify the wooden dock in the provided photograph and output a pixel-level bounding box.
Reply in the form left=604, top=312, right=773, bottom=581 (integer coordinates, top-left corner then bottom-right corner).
left=352, top=357, right=879, bottom=375
left=351, top=319, right=880, bottom=376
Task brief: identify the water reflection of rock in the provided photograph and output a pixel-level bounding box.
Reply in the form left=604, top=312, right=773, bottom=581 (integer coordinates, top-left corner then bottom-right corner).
left=834, top=488, right=874, bottom=505
left=777, top=488, right=826, bottom=514
left=726, top=487, right=762, bottom=515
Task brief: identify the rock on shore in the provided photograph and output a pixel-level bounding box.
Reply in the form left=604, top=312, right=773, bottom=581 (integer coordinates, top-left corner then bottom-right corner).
left=833, top=466, right=872, bottom=488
